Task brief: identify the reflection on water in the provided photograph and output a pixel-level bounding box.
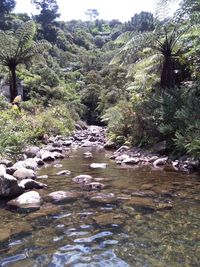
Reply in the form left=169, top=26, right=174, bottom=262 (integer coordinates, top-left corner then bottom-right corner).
left=0, top=147, right=199, bottom=266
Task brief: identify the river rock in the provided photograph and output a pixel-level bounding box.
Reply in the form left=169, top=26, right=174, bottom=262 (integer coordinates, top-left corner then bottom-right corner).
left=33, top=157, right=45, bottom=166
left=40, top=151, right=55, bottom=161
left=90, top=163, right=107, bottom=169
left=52, top=152, right=64, bottom=159
left=115, top=154, right=129, bottom=162
left=72, top=175, right=93, bottom=184
left=7, top=191, right=42, bottom=211
left=153, top=157, right=168, bottom=167
left=83, top=182, right=105, bottom=191
left=62, top=140, right=73, bottom=146
left=18, top=179, right=47, bottom=190
left=57, top=170, right=71, bottom=176
left=47, top=191, right=81, bottom=203
left=37, top=175, right=49, bottom=179
left=45, top=145, right=63, bottom=153
left=0, top=172, right=24, bottom=197
left=13, top=167, right=36, bottom=180
left=54, top=163, right=63, bottom=168
left=104, top=141, right=116, bottom=150
left=0, top=159, right=13, bottom=167
left=81, top=141, right=95, bottom=147
left=0, top=228, right=11, bottom=243
left=123, top=157, right=140, bottom=165
left=88, top=192, right=116, bottom=204
left=93, top=212, right=125, bottom=226
left=126, top=196, right=158, bottom=210
left=24, top=146, right=40, bottom=158
left=24, top=158, right=38, bottom=170
left=83, top=151, right=93, bottom=158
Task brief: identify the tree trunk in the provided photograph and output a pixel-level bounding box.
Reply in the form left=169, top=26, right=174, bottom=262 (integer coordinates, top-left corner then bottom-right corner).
left=9, top=66, right=18, bottom=103
left=160, top=55, right=175, bottom=89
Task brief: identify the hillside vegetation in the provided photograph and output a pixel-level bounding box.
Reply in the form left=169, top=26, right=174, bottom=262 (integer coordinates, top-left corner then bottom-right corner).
left=0, top=0, right=199, bottom=158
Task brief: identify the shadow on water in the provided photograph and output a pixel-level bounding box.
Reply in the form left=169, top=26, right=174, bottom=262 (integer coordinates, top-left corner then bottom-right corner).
left=0, top=147, right=199, bottom=266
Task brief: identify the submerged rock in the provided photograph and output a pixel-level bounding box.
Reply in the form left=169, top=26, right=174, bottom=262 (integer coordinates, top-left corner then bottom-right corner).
left=88, top=192, right=116, bottom=204
left=47, top=191, right=81, bottom=203
left=0, top=228, right=11, bottom=243
left=93, top=212, right=125, bottom=226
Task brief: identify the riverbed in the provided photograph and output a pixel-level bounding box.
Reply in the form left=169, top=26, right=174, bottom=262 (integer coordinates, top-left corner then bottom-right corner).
left=0, top=146, right=199, bottom=266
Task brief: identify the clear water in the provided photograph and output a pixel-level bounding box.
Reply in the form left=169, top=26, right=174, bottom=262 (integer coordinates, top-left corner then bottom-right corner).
left=0, top=147, right=199, bottom=267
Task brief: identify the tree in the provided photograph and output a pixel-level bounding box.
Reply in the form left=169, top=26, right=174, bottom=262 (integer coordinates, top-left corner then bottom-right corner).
left=85, top=9, right=99, bottom=21
left=31, top=0, right=60, bottom=25
left=0, top=21, right=51, bottom=102
left=0, top=0, right=16, bottom=29
left=111, top=2, right=195, bottom=89
left=131, top=12, right=154, bottom=32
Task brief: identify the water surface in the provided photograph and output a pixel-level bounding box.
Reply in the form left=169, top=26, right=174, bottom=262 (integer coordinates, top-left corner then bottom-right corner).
left=0, top=147, right=199, bottom=266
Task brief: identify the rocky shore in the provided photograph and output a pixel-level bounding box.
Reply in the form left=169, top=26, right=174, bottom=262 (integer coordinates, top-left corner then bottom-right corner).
left=0, top=124, right=199, bottom=215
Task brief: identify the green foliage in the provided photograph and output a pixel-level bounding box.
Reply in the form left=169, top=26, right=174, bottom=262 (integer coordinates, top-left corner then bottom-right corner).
left=0, top=103, right=74, bottom=155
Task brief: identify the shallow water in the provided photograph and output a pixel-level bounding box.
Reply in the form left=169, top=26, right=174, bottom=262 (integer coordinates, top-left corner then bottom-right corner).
left=0, top=147, right=200, bottom=267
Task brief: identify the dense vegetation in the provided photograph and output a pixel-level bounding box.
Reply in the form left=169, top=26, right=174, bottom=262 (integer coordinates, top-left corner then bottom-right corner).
left=0, top=0, right=199, bottom=158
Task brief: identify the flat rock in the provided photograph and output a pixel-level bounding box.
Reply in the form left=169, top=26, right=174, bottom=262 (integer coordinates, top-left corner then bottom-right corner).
left=13, top=167, right=36, bottom=180
left=47, top=191, right=81, bottom=203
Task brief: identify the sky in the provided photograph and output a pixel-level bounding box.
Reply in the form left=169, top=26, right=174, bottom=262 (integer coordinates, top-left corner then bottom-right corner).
left=14, top=0, right=156, bottom=22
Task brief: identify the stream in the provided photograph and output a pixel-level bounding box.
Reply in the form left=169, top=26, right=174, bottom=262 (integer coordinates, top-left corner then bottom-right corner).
left=0, top=146, right=199, bottom=267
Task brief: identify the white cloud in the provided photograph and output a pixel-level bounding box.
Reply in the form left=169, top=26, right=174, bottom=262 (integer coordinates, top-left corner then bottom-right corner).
left=15, top=0, right=156, bottom=22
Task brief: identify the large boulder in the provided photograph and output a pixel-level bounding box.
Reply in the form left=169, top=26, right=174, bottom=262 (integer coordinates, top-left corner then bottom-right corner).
left=0, top=166, right=24, bottom=197
left=13, top=167, right=36, bottom=180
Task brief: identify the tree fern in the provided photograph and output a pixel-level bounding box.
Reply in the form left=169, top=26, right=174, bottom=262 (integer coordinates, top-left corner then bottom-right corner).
left=0, top=21, right=51, bottom=101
